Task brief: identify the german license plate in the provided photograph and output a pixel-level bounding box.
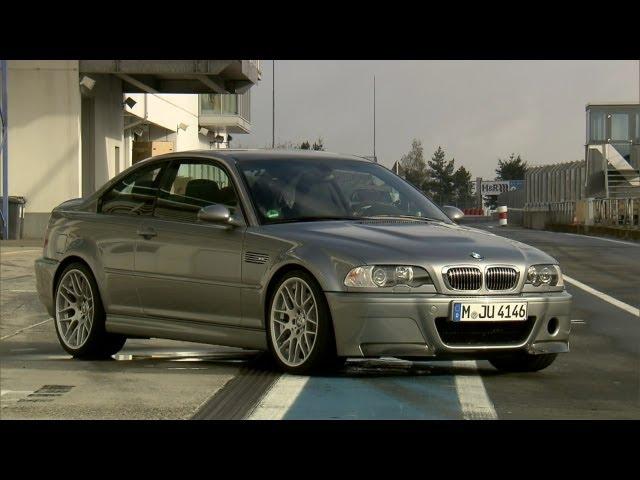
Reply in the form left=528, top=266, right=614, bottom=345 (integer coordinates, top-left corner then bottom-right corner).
left=451, top=301, right=528, bottom=322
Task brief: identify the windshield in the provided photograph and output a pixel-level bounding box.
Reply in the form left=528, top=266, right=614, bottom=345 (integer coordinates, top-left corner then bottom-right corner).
left=237, top=158, right=451, bottom=224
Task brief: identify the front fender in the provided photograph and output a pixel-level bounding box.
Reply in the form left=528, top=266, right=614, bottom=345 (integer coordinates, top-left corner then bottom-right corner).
left=267, top=243, right=363, bottom=293
left=241, top=233, right=365, bottom=329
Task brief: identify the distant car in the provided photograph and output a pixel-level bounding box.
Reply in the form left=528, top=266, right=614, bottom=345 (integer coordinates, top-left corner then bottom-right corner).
left=35, top=150, right=572, bottom=374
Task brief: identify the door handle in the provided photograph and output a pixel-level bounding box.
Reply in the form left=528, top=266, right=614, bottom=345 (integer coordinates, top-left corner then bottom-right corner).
left=137, top=226, right=157, bottom=239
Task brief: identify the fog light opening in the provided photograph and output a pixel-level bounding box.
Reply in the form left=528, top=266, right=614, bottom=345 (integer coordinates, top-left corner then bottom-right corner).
left=547, top=317, right=559, bottom=336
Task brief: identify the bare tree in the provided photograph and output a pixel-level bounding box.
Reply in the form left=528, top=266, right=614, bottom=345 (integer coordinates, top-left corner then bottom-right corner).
left=398, top=139, right=429, bottom=191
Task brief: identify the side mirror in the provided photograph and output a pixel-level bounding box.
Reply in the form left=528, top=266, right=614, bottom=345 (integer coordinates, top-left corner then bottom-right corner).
left=442, top=205, right=465, bottom=221
left=197, top=204, right=243, bottom=227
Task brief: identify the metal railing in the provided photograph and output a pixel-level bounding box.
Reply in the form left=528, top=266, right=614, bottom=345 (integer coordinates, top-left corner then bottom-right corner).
left=548, top=201, right=577, bottom=225
left=525, top=160, right=586, bottom=205
left=593, top=197, right=639, bottom=227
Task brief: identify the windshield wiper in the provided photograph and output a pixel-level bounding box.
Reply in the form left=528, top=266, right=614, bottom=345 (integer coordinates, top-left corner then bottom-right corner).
left=363, top=214, right=449, bottom=223
left=268, top=216, right=359, bottom=224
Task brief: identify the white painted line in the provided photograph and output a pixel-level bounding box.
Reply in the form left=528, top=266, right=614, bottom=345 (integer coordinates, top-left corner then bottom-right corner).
left=559, top=232, right=639, bottom=247
left=1, top=390, right=33, bottom=397
left=247, top=374, right=309, bottom=420
left=1, top=249, right=41, bottom=256
left=1, top=390, right=34, bottom=406
left=453, top=360, right=498, bottom=420
left=563, top=275, right=640, bottom=318
left=0, top=318, right=52, bottom=341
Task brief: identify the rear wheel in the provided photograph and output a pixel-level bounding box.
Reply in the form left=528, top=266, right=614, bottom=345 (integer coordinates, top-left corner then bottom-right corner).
left=266, top=271, right=340, bottom=374
left=54, top=263, right=126, bottom=359
left=489, top=352, right=557, bottom=372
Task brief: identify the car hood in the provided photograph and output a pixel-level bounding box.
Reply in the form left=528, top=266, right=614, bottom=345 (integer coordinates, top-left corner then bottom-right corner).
left=261, top=220, right=556, bottom=267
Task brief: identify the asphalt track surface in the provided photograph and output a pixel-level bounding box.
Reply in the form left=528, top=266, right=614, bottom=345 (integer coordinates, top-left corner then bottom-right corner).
left=1, top=224, right=638, bottom=419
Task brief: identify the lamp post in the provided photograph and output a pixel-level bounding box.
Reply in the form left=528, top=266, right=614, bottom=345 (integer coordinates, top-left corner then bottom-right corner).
left=272, top=60, right=275, bottom=149
left=373, top=75, right=376, bottom=163
left=1, top=60, right=8, bottom=240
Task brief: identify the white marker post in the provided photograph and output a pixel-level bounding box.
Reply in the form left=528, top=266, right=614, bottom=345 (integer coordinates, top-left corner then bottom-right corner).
left=497, top=205, right=508, bottom=226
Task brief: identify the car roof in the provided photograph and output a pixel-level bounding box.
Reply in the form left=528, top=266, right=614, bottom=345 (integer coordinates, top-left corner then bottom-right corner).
left=151, top=149, right=375, bottom=164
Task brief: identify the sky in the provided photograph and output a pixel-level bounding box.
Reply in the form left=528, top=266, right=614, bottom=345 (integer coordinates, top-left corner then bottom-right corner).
left=236, top=60, right=640, bottom=179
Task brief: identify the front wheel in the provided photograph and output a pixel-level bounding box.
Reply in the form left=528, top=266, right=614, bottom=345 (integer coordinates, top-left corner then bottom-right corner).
left=54, top=263, right=126, bottom=359
left=266, top=271, right=339, bottom=374
left=489, top=353, right=557, bottom=372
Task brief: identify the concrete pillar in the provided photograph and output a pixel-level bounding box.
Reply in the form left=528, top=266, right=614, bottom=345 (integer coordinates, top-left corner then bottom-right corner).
left=84, top=74, right=124, bottom=193
left=585, top=198, right=595, bottom=226
left=7, top=61, right=82, bottom=238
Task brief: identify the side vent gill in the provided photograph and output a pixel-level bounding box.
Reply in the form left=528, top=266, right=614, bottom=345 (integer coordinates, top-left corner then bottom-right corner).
left=244, top=252, right=269, bottom=264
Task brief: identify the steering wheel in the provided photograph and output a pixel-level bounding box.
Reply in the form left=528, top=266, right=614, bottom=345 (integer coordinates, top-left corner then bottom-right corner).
left=353, top=201, right=401, bottom=217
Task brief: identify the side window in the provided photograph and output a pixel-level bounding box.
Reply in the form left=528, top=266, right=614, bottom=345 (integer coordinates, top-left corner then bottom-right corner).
left=589, top=111, right=606, bottom=142
left=610, top=113, right=630, bottom=141
left=154, top=160, right=239, bottom=222
left=99, top=163, right=165, bottom=216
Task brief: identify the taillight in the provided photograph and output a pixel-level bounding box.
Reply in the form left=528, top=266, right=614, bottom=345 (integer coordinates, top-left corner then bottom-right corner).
left=43, top=222, right=51, bottom=250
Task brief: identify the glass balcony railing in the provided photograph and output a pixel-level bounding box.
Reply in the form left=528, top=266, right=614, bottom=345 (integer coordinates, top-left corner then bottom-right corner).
left=199, top=91, right=251, bottom=122
left=249, top=60, right=262, bottom=74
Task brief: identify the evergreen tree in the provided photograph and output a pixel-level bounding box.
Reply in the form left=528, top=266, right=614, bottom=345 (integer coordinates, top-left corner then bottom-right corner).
left=311, top=138, right=325, bottom=151
left=299, top=138, right=325, bottom=151
left=496, top=153, right=528, bottom=180
left=452, top=165, right=474, bottom=208
left=427, top=146, right=455, bottom=205
left=274, top=138, right=325, bottom=151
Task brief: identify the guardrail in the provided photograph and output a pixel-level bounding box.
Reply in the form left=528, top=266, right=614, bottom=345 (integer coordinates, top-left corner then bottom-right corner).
left=545, top=202, right=577, bottom=225
left=524, top=198, right=639, bottom=228
left=524, top=201, right=577, bottom=225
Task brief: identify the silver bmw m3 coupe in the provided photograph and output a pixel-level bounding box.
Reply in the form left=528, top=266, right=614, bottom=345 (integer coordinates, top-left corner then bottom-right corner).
left=35, top=150, right=572, bottom=374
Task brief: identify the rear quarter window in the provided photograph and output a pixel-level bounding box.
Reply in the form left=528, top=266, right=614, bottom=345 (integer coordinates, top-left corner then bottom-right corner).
left=99, top=163, right=165, bottom=216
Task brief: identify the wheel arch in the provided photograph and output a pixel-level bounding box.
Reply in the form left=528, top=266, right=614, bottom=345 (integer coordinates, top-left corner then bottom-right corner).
left=263, top=262, right=342, bottom=371
left=263, top=263, right=320, bottom=323
left=52, top=255, right=100, bottom=303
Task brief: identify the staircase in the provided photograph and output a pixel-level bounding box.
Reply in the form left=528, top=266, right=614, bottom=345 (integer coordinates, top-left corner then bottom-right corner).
left=598, top=144, right=640, bottom=198
left=607, top=167, right=640, bottom=197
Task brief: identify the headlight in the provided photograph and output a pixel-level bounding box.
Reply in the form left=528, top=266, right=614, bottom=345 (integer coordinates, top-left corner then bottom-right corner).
left=344, top=265, right=432, bottom=288
left=526, top=264, right=562, bottom=287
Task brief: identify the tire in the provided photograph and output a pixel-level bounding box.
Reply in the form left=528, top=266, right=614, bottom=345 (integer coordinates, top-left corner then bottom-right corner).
left=489, top=352, right=557, bottom=372
left=266, top=270, right=340, bottom=374
left=54, top=262, right=126, bottom=359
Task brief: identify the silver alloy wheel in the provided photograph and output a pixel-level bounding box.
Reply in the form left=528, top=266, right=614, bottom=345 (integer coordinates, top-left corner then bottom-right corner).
left=270, top=277, right=319, bottom=367
left=55, top=269, right=94, bottom=350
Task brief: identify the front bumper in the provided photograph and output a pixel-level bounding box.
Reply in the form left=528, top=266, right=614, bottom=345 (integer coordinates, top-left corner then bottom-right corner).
left=326, top=291, right=572, bottom=359
left=34, top=257, right=59, bottom=317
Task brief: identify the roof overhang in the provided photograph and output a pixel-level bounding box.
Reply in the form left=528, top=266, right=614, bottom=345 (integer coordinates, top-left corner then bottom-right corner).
left=79, top=60, right=259, bottom=94
left=586, top=102, right=640, bottom=110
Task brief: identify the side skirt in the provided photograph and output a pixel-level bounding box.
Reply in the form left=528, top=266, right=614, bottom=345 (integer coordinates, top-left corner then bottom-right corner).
left=106, top=314, right=268, bottom=350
